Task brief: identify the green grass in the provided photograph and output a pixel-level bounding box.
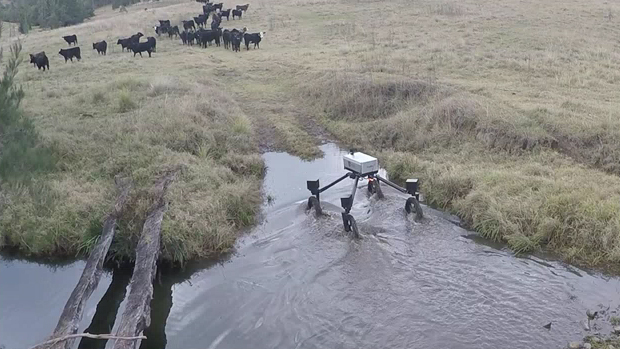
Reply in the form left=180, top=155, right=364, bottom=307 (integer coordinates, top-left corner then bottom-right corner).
left=299, top=73, right=620, bottom=267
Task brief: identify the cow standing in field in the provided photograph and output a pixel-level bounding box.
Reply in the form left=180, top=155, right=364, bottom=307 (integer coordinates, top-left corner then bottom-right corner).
left=244, top=31, right=265, bottom=50
left=117, top=38, right=132, bottom=51
left=236, top=4, right=249, bottom=11
left=59, top=47, right=81, bottom=62
left=29, top=52, right=49, bottom=70
left=220, top=9, right=231, bottom=20
left=168, top=25, right=180, bottom=38
left=130, top=41, right=154, bottom=57
left=232, top=9, right=242, bottom=19
left=183, top=20, right=196, bottom=31
left=92, top=41, right=107, bottom=55
left=63, top=34, right=78, bottom=45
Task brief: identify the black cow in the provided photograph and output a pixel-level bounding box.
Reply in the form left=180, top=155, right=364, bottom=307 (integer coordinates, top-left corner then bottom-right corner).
left=168, top=25, right=180, bottom=38
left=232, top=9, right=242, bottom=19
left=197, top=29, right=221, bottom=48
left=130, top=32, right=144, bottom=44
left=222, top=30, right=231, bottom=49
left=203, top=4, right=215, bottom=14
left=29, top=52, right=49, bottom=70
left=62, top=34, right=78, bottom=45
left=146, top=36, right=157, bottom=52
left=187, top=31, right=196, bottom=45
left=231, top=32, right=242, bottom=52
left=220, top=9, right=231, bottom=20
left=180, top=31, right=188, bottom=44
left=117, top=38, right=132, bottom=51
left=183, top=20, right=196, bottom=31
left=154, top=25, right=169, bottom=36
left=159, top=20, right=171, bottom=27
left=59, top=47, right=81, bottom=62
left=92, top=41, right=107, bottom=55
left=130, top=41, right=154, bottom=57
left=194, top=15, right=207, bottom=27
left=236, top=4, right=249, bottom=11
left=213, top=2, right=223, bottom=10
left=244, top=32, right=264, bottom=50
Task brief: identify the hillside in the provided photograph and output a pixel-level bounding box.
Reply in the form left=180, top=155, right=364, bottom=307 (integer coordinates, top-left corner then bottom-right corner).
left=1, top=0, right=620, bottom=266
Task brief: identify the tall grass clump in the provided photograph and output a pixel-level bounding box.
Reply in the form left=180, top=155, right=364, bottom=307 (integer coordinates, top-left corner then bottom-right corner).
left=117, top=89, right=137, bottom=112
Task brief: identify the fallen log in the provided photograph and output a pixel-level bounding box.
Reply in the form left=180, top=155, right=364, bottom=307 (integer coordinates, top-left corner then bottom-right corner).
left=29, top=334, right=145, bottom=349
left=112, top=170, right=178, bottom=349
left=43, top=177, right=132, bottom=349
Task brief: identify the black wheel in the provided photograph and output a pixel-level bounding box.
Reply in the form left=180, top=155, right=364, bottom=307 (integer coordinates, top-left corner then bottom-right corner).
left=343, top=213, right=360, bottom=238
left=348, top=215, right=360, bottom=238
left=373, top=179, right=384, bottom=199
left=307, top=196, right=322, bottom=217
left=405, top=197, right=423, bottom=220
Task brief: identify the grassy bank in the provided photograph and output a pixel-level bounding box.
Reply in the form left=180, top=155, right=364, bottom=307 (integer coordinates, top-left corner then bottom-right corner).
left=2, top=0, right=620, bottom=267
left=0, top=3, right=266, bottom=263
left=299, top=73, right=620, bottom=267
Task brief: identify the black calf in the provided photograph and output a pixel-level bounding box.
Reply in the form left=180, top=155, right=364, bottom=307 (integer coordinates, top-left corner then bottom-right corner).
left=220, top=9, right=231, bottom=20
left=29, top=52, right=49, bottom=71
left=62, top=34, right=78, bottom=45
left=130, top=41, right=154, bottom=57
left=59, top=47, right=81, bottom=62
left=232, top=9, right=242, bottom=19
left=92, top=41, right=107, bottom=55
left=183, top=20, right=196, bottom=31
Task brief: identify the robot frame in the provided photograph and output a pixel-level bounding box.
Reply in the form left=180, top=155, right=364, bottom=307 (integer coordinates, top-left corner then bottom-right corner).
left=306, top=150, right=423, bottom=238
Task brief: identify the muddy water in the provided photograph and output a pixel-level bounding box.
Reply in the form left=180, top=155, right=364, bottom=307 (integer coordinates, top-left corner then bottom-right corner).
left=2, top=143, right=620, bottom=349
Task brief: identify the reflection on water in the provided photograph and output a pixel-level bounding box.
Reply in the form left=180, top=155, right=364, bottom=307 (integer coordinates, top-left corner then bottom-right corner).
left=2, top=144, right=620, bottom=349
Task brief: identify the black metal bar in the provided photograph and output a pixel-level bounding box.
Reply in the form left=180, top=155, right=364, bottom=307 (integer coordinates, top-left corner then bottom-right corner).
left=318, top=173, right=351, bottom=194
left=375, top=175, right=408, bottom=194
left=344, top=176, right=360, bottom=213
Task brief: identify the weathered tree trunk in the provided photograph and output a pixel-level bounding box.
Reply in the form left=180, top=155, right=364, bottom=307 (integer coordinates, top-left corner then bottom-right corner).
left=43, top=178, right=132, bottom=349
left=112, top=170, right=178, bottom=349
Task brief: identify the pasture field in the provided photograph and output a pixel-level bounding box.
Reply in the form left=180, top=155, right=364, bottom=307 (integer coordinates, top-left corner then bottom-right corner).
left=1, top=0, right=620, bottom=266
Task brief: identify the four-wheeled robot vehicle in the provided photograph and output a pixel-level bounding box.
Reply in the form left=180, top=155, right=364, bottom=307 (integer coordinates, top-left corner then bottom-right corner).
left=306, top=150, right=423, bottom=238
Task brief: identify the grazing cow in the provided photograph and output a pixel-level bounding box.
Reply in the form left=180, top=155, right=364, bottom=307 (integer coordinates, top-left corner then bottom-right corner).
left=29, top=52, right=49, bottom=70
left=231, top=32, right=243, bottom=52
left=236, top=4, right=249, bottom=11
left=194, top=15, right=207, bottom=27
left=59, top=47, right=81, bottom=62
left=117, top=38, right=132, bottom=51
left=244, top=31, right=264, bottom=50
left=213, top=2, right=223, bottom=10
left=183, top=20, right=196, bottom=31
left=92, top=41, right=107, bottom=55
left=220, top=9, right=231, bottom=20
left=130, top=41, right=154, bottom=57
left=222, top=29, right=231, bottom=49
left=232, top=9, right=242, bottom=19
left=62, top=34, right=78, bottom=45
left=168, top=25, right=180, bottom=38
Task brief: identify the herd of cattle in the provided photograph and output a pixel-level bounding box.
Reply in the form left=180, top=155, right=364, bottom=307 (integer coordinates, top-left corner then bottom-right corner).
left=28, top=2, right=264, bottom=71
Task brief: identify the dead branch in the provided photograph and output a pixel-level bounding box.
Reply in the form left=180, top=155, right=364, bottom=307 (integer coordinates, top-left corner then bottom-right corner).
left=28, top=333, right=145, bottom=349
